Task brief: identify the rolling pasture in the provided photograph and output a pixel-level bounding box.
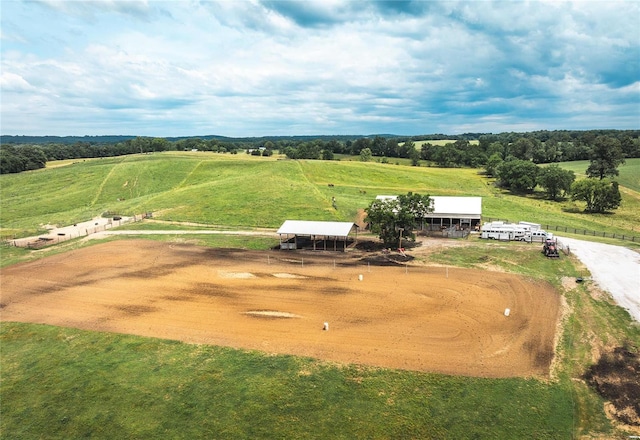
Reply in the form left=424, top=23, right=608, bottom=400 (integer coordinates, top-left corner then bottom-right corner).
left=1, top=152, right=639, bottom=438
left=1, top=153, right=639, bottom=239
left=552, top=159, right=640, bottom=193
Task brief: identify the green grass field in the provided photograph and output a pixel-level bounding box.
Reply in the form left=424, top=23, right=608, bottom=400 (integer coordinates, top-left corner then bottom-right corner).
left=1, top=322, right=580, bottom=439
left=1, top=153, right=639, bottom=438
left=411, top=139, right=480, bottom=147
left=1, top=153, right=638, bottom=239
left=552, top=159, right=640, bottom=193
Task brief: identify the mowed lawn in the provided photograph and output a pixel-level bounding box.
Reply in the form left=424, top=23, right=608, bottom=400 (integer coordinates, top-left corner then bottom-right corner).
left=1, top=322, right=576, bottom=439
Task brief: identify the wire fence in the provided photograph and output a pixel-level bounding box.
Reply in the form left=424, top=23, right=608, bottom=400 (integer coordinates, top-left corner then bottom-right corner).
left=483, top=218, right=638, bottom=243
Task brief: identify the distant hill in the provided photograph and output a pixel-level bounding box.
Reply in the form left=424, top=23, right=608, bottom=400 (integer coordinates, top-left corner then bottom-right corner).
left=0, top=134, right=402, bottom=145
left=4, top=130, right=638, bottom=146
left=0, top=135, right=138, bottom=145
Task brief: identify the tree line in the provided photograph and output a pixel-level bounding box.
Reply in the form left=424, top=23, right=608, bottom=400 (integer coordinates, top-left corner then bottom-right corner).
left=1, top=129, right=635, bottom=214
left=2, top=129, right=638, bottom=179
left=485, top=134, right=627, bottom=213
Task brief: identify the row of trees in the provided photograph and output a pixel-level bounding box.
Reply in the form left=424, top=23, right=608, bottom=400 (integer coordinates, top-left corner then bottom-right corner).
left=492, top=159, right=621, bottom=212
left=485, top=135, right=626, bottom=212
left=420, top=134, right=638, bottom=168
left=278, top=136, right=422, bottom=160
left=0, top=130, right=640, bottom=173
left=0, top=145, right=48, bottom=174
left=278, top=132, right=639, bottom=168
left=0, top=137, right=247, bottom=173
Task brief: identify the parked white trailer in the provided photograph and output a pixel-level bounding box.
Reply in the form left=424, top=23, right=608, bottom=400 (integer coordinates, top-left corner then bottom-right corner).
left=518, top=221, right=542, bottom=231
left=480, top=222, right=529, bottom=241
left=481, top=221, right=552, bottom=242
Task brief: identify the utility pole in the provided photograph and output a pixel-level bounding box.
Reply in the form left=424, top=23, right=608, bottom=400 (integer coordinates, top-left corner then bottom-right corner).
left=398, top=227, right=404, bottom=250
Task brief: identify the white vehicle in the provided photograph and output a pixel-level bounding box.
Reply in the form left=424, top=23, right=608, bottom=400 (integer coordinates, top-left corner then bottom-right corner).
left=480, top=222, right=529, bottom=241
left=518, top=221, right=542, bottom=231
left=530, top=229, right=553, bottom=242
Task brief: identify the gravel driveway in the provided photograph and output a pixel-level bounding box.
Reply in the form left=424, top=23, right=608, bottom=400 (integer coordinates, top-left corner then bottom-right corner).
left=559, top=237, right=640, bottom=322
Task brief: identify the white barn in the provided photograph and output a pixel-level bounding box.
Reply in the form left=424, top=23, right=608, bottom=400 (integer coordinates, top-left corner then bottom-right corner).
left=375, top=196, right=482, bottom=232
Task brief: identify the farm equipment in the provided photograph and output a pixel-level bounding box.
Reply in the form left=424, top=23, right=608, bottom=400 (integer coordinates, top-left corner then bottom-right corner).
left=543, top=238, right=560, bottom=258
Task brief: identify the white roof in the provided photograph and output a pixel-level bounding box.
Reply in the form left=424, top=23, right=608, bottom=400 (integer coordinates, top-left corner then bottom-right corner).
left=375, top=195, right=482, bottom=216
left=277, top=220, right=356, bottom=237
left=431, top=196, right=482, bottom=216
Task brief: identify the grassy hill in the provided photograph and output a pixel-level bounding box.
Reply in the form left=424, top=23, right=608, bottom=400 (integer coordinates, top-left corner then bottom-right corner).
left=1, top=153, right=638, bottom=240
left=552, top=159, right=640, bottom=193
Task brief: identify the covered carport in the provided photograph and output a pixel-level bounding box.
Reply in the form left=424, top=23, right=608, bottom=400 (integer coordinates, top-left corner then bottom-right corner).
left=277, top=220, right=357, bottom=251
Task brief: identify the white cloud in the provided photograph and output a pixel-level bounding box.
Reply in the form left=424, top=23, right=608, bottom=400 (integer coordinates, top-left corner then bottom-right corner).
left=0, top=72, right=35, bottom=92
left=1, top=0, right=638, bottom=135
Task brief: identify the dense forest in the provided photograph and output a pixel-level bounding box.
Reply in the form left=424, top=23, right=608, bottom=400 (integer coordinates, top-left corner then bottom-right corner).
left=1, top=130, right=638, bottom=175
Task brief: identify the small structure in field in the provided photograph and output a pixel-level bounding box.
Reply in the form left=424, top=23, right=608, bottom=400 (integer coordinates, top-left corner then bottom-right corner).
left=277, top=220, right=357, bottom=251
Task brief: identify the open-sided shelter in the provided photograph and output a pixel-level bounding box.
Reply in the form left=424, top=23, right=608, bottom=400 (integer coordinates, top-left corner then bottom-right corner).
left=277, top=220, right=357, bottom=251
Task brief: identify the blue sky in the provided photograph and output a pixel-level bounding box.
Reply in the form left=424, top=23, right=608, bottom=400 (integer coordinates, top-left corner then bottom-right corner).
left=1, top=0, right=639, bottom=137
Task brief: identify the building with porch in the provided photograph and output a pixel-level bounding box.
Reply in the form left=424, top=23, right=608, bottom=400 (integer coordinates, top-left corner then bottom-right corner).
left=375, top=196, right=482, bottom=232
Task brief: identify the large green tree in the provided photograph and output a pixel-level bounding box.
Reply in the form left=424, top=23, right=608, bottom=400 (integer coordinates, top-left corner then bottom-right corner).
left=586, top=135, right=625, bottom=180
left=496, top=159, right=539, bottom=192
left=370, top=136, right=387, bottom=156
left=508, top=138, right=535, bottom=161
left=484, top=153, right=503, bottom=177
left=365, top=192, right=433, bottom=247
left=537, top=165, right=575, bottom=200
left=571, top=179, right=621, bottom=213
left=350, top=138, right=371, bottom=155
left=359, top=148, right=372, bottom=162
left=0, top=145, right=47, bottom=173
left=433, top=143, right=463, bottom=167
left=397, top=139, right=416, bottom=159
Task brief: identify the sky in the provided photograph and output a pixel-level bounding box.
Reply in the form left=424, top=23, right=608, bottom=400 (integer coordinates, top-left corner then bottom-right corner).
left=1, top=0, right=639, bottom=137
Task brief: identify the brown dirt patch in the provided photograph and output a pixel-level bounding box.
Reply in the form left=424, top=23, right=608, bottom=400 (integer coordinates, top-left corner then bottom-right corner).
left=584, top=346, right=640, bottom=430
left=0, top=240, right=561, bottom=378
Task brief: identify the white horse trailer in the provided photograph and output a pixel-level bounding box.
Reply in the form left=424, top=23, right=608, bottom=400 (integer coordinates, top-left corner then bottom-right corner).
left=518, top=221, right=542, bottom=231
left=480, top=222, right=529, bottom=241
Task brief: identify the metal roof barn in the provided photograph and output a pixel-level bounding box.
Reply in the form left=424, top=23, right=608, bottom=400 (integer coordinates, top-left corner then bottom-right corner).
left=429, top=196, right=482, bottom=217
left=277, top=220, right=357, bottom=251
left=375, top=195, right=482, bottom=233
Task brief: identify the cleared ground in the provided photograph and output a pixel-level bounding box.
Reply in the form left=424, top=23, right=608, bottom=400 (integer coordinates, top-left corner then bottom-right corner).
left=0, top=240, right=560, bottom=378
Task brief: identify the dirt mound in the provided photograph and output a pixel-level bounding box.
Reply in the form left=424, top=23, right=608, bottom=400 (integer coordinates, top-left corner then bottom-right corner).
left=360, top=252, right=414, bottom=266
left=584, top=345, right=640, bottom=427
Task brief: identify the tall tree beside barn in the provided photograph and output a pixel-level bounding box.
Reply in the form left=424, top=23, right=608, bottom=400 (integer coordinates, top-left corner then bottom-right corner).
left=365, top=193, right=433, bottom=247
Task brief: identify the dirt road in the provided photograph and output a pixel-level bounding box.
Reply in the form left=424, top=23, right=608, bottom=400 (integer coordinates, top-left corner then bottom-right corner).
left=559, top=237, right=640, bottom=322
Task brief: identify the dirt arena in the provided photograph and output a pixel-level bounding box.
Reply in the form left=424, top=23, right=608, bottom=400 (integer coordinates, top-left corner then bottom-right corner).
left=0, top=240, right=561, bottom=378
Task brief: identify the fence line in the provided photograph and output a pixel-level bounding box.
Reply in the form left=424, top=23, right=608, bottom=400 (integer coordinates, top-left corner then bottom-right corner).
left=4, top=214, right=148, bottom=248
left=483, top=218, right=637, bottom=243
